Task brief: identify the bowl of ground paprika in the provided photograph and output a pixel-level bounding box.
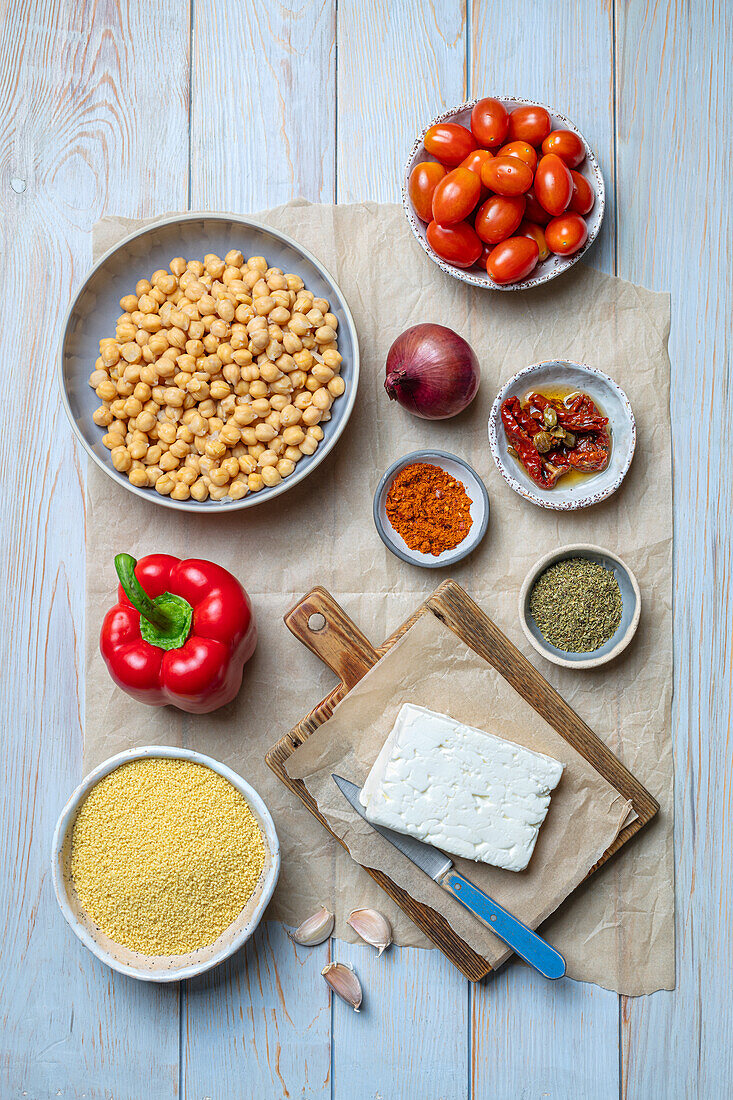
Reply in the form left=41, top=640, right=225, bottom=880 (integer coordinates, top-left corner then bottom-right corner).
left=374, top=450, right=489, bottom=568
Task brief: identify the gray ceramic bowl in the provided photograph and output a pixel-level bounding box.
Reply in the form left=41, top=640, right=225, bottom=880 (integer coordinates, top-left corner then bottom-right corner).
left=51, top=746, right=280, bottom=982
left=488, top=361, right=636, bottom=510
left=59, top=212, right=360, bottom=513
left=403, top=97, right=605, bottom=291
left=373, top=449, right=489, bottom=568
left=519, top=544, right=641, bottom=669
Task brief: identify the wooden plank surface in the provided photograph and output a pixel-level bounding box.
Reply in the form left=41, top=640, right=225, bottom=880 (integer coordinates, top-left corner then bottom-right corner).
left=0, top=1, right=189, bottom=1097
left=614, top=2, right=733, bottom=1097
left=1, top=0, right=730, bottom=1096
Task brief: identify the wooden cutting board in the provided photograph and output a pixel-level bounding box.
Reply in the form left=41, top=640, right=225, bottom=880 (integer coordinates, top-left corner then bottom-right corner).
left=265, top=580, right=658, bottom=982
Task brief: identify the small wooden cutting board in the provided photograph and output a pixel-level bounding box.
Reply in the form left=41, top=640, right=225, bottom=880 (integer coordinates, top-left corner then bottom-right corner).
left=265, top=580, right=658, bottom=982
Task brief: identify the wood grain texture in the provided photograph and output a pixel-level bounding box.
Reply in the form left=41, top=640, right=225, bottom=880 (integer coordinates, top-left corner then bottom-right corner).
left=2, top=0, right=730, bottom=1094
left=183, top=923, right=331, bottom=1100
left=614, top=2, right=733, bottom=1097
left=336, top=0, right=466, bottom=203
left=0, top=1, right=189, bottom=1096
left=182, top=2, right=337, bottom=1095
left=268, top=581, right=655, bottom=982
left=468, top=5, right=621, bottom=1094
left=331, top=941, right=468, bottom=1100
left=191, top=0, right=336, bottom=211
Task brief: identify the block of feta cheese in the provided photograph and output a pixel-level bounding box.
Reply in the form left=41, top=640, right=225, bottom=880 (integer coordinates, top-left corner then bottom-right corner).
left=359, top=703, right=564, bottom=872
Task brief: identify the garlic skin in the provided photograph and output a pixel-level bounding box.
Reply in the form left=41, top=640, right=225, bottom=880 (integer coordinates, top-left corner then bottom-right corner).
left=322, top=962, right=362, bottom=1012
left=287, top=906, right=334, bottom=946
left=347, top=908, right=393, bottom=956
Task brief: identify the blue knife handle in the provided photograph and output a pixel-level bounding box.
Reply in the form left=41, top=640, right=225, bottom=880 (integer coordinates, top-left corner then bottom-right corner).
left=442, top=869, right=566, bottom=980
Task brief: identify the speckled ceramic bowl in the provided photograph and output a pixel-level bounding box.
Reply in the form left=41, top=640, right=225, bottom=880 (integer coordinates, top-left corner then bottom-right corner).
left=373, top=449, right=489, bottom=568
left=402, top=97, right=605, bottom=291
left=51, top=746, right=280, bottom=982
left=519, top=544, right=641, bottom=669
left=488, top=361, right=635, bottom=510
left=59, top=212, right=359, bottom=513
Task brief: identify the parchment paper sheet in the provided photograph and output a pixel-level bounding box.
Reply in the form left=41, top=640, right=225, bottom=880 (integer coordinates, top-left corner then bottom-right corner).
left=287, top=610, right=632, bottom=970
left=84, top=201, right=674, bottom=994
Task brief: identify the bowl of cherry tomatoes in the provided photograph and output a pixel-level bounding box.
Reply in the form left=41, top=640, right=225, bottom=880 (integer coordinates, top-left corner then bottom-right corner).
left=403, top=97, right=605, bottom=290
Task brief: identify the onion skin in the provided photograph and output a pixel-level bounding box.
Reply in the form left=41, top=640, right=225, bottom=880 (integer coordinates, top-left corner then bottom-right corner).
left=384, top=324, right=480, bottom=420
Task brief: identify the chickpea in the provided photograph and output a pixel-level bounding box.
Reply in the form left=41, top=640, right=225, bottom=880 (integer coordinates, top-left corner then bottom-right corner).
left=205, top=439, right=227, bottom=460
left=120, top=342, right=142, bottom=364
left=156, top=421, right=177, bottom=445
left=238, top=454, right=257, bottom=475
left=284, top=446, right=303, bottom=463
left=277, top=458, right=296, bottom=478
left=103, top=431, right=123, bottom=450
left=315, top=325, right=337, bottom=344
left=178, top=466, right=197, bottom=487
left=154, top=474, right=175, bottom=495
left=170, top=439, right=189, bottom=459
left=322, top=348, right=342, bottom=370
left=294, top=391, right=313, bottom=410
left=300, top=436, right=318, bottom=456
left=253, top=422, right=276, bottom=443
left=305, top=375, right=320, bottom=393
left=307, top=425, right=324, bottom=442
left=257, top=449, right=278, bottom=468
left=261, top=465, right=281, bottom=488
left=219, top=423, right=241, bottom=446
left=248, top=442, right=266, bottom=461
left=93, top=405, right=113, bottom=427
left=163, top=386, right=185, bottom=408
left=129, top=439, right=148, bottom=461
left=259, top=360, right=282, bottom=383
left=302, top=405, right=322, bottom=427
left=247, top=472, right=265, bottom=492
left=312, top=363, right=334, bottom=384
left=129, top=467, right=149, bottom=488
left=328, top=376, right=346, bottom=397
left=190, top=478, right=209, bottom=501
left=144, top=445, right=163, bottom=465
left=283, top=426, right=305, bottom=446
left=279, top=404, right=301, bottom=427
left=111, top=446, right=132, bottom=472
left=312, top=387, right=331, bottom=411
left=209, top=380, right=231, bottom=400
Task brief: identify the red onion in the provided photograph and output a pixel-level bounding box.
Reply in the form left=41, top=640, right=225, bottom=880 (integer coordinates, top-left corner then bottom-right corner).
left=384, top=324, right=480, bottom=420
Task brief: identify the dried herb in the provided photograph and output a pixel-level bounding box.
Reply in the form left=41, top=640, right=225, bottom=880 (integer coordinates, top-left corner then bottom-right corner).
left=530, top=558, right=623, bottom=653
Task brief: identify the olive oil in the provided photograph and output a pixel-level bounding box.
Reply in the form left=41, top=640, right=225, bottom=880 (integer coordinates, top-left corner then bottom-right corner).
left=505, top=387, right=612, bottom=490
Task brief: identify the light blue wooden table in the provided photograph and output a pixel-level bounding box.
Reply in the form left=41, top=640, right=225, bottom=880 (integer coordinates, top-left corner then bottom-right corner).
left=2, top=2, right=731, bottom=1097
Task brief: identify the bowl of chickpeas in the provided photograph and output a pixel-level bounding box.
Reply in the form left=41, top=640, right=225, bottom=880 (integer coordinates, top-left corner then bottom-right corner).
left=60, top=213, right=359, bottom=510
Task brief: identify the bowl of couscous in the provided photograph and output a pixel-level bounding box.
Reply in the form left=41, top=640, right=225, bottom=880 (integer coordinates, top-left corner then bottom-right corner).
left=51, top=746, right=280, bottom=981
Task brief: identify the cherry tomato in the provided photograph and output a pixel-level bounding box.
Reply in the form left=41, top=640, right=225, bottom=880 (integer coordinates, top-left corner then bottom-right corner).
left=478, top=243, right=492, bottom=267
left=507, top=104, right=552, bottom=146
left=545, top=212, right=589, bottom=255
left=470, top=97, right=508, bottom=147
left=516, top=219, right=550, bottom=261
left=474, top=195, right=525, bottom=245
left=568, top=170, right=595, bottom=215
left=524, top=188, right=551, bottom=226
left=424, top=123, right=477, bottom=166
left=431, top=167, right=481, bottom=226
left=533, top=154, right=573, bottom=215
left=541, top=129, right=585, bottom=168
left=496, top=140, right=537, bottom=172
left=408, top=161, right=447, bottom=222
left=460, top=148, right=493, bottom=175
left=486, top=236, right=539, bottom=284
left=481, top=155, right=533, bottom=197
left=427, top=220, right=483, bottom=268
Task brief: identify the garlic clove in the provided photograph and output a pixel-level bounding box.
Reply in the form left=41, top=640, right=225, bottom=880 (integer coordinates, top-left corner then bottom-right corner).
left=321, top=962, right=363, bottom=1012
left=346, top=908, right=393, bottom=956
left=287, top=906, right=334, bottom=946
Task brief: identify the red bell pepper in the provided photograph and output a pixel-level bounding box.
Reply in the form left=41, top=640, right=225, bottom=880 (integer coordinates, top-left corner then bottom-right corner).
left=100, top=553, right=256, bottom=714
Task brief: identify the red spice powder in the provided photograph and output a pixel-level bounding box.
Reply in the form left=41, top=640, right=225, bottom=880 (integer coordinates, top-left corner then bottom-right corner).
left=385, top=462, right=473, bottom=556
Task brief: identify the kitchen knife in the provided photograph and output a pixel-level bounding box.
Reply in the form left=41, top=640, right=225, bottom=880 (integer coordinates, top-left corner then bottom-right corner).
left=332, top=774, right=566, bottom=980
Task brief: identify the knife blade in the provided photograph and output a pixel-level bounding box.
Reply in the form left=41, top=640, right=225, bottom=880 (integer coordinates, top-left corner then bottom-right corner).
left=333, top=774, right=565, bottom=980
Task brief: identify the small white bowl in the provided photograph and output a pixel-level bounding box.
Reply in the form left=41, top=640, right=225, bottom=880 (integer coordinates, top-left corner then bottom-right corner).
left=51, top=746, right=280, bottom=982
left=403, top=97, right=605, bottom=291
left=488, top=361, right=635, bottom=511
left=519, top=544, right=641, bottom=669
left=373, top=449, right=489, bottom=568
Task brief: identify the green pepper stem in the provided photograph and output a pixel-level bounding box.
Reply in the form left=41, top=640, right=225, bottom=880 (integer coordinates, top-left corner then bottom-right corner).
left=114, top=553, right=176, bottom=631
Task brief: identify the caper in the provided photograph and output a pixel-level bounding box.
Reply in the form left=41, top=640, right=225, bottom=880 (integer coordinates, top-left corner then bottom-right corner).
left=507, top=445, right=518, bottom=459
left=564, top=431, right=576, bottom=448
left=543, top=405, right=558, bottom=428
left=550, top=427, right=565, bottom=439
left=533, top=431, right=553, bottom=454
